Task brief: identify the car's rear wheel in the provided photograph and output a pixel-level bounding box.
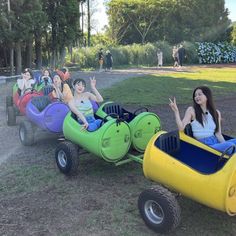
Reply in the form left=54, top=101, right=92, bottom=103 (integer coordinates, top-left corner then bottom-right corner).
left=138, top=185, right=181, bottom=234
left=19, top=120, right=35, bottom=146
left=6, top=96, right=13, bottom=110
left=55, top=141, right=79, bottom=175
left=7, top=106, right=16, bottom=126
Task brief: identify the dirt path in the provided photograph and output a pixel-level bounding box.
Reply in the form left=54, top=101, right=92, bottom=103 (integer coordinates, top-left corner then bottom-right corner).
left=70, top=66, right=190, bottom=89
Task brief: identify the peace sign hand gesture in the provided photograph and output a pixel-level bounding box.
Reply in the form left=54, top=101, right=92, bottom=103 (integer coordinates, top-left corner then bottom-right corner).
left=90, top=76, right=96, bottom=89
left=169, top=97, right=179, bottom=113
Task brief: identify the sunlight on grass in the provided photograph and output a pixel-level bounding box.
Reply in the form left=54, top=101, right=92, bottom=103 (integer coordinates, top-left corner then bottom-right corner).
left=102, top=67, right=236, bottom=106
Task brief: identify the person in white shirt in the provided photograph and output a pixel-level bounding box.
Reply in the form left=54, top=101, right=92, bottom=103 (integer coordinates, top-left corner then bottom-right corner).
left=157, top=48, right=163, bottom=67
left=169, top=86, right=236, bottom=154
left=17, top=68, right=35, bottom=96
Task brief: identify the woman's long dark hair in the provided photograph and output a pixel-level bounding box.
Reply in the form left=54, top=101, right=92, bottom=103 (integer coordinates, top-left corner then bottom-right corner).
left=193, top=86, right=219, bottom=132
left=52, top=72, right=64, bottom=92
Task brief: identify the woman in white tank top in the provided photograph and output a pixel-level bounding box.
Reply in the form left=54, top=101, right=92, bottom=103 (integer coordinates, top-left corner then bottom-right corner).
left=68, top=77, right=103, bottom=131
left=169, top=86, right=236, bottom=154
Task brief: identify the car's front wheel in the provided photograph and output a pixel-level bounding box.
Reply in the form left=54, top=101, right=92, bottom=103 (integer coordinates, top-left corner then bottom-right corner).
left=138, top=185, right=181, bottom=234
left=55, top=141, right=79, bottom=175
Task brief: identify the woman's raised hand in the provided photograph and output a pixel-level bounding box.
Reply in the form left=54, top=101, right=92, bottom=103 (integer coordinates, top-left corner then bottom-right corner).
left=169, top=97, right=179, bottom=113
left=90, top=76, right=96, bottom=89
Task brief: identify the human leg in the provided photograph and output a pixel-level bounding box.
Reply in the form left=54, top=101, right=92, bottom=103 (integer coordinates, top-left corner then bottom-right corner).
left=210, top=139, right=236, bottom=154
left=86, top=116, right=102, bottom=132
left=99, top=59, right=103, bottom=72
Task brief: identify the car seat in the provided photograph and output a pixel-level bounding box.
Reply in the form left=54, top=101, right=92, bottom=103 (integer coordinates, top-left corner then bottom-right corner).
left=31, top=96, right=51, bottom=112
left=155, top=131, right=180, bottom=155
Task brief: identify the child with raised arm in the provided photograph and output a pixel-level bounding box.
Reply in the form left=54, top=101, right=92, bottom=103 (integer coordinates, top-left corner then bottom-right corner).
left=17, top=68, right=35, bottom=95
left=68, top=77, right=103, bottom=131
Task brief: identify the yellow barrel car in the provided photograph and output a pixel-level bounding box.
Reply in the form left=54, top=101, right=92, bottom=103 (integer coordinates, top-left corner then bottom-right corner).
left=138, top=130, right=236, bottom=233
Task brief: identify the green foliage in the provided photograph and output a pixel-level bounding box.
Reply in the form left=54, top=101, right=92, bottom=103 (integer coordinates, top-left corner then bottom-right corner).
left=197, top=42, right=236, bottom=64
left=66, top=41, right=199, bottom=68
left=183, top=41, right=199, bottom=64
left=43, top=0, right=80, bottom=50
left=0, top=0, right=46, bottom=44
left=107, top=0, right=231, bottom=44
left=231, top=23, right=236, bottom=45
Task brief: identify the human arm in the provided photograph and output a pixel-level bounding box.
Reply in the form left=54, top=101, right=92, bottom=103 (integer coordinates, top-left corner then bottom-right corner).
left=52, top=84, right=64, bottom=100
left=68, top=99, right=89, bottom=129
left=17, top=77, right=26, bottom=91
left=88, top=77, right=103, bottom=103
left=61, top=84, right=73, bottom=103
left=169, top=97, right=193, bottom=131
left=215, top=110, right=225, bottom=143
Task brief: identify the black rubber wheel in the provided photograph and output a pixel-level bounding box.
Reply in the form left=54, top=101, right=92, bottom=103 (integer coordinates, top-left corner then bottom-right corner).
left=19, top=120, right=35, bottom=146
left=55, top=141, right=79, bottom=175
left=7, top=106, right=16, bottom=126
left=6, top=96, right=13, bottom=109
left=138, top=186, right=181, bottom=234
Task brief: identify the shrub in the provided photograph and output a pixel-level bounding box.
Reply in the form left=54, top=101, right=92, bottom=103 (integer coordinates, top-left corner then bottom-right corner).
left=197, top=42, right=236, bottom=64
left=65, top=41, right=236, bottom=69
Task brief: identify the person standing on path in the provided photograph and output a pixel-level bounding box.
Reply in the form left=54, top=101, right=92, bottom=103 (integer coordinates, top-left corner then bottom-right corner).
left=157, top=49, right=163, bottom=68
left=177, top=44, right=186, bottom=67
left=105, top=50, right=113, bottom=71
left=98, top=48, right=104, bottom=72
left=172, top=46, right=179, bottom=67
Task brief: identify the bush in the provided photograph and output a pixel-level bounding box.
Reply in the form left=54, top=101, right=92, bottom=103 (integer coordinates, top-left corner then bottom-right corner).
left=182, top=41, right=199, bottom=64
left=197, top=42, right=236, bottom=64
left=65, top=41, right=236, bottom=69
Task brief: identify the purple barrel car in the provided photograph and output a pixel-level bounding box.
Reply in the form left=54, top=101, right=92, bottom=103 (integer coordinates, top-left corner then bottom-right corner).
left=19, top=96, right=70, bottom=146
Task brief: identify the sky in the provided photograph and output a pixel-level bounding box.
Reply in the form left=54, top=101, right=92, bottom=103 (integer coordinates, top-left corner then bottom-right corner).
left=225, top=0, right=236, bottom=21
left=94, top=0, right=236, bottom=33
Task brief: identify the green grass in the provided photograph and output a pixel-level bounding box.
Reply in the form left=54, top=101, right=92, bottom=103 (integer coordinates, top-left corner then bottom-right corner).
left=102, top=67, right=236, bottom=106
left=0, top=164, right=64, bottom=195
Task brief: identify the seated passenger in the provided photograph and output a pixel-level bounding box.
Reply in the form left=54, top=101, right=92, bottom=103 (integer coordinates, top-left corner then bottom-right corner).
left=17, top=68, right=35, bottom=96
left=169, top=86, right=236, bottom=154
left=68, top=77, right=103, bottom=131
left=56, top=67, right=72, bottom=88
left=39, top=68, right=53, bottom=86
left=51, top=72, right=73, bottom=104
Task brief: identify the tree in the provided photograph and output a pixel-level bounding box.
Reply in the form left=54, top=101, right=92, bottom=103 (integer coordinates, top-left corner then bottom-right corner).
left=231, top=22, right=236, bottom=45
left=107, top=0, right=231, bottom=44
left=43, top=0, right=81, bottom=67
left=108, top=0, right=163, bottom=44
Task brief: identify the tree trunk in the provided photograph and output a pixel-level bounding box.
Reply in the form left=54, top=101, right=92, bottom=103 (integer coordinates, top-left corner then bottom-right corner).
left=51, top=28, right=57, bottom=69
left=15, top=41, right=22, bottom=74
left=45, top=31, right=50, bottom=67
left=87, top=0, right=91, bottom=47
left=25, top=37, right=33, bottom=68
left=59, top=47, right=66, bottom=67
left=35, top=32, right=42, bottom=69
left=68, top=45, right=73, bottom=62
left=10, top=45, right=14, bottom=75
left=81, top=1, right=84, bottom=45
